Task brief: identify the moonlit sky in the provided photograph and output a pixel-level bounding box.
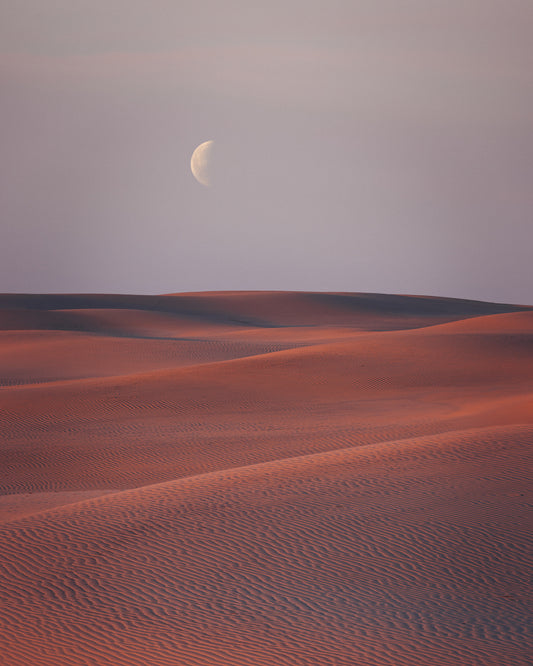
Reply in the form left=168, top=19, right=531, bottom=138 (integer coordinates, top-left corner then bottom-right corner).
left=1, top=1, right=532, bottom=303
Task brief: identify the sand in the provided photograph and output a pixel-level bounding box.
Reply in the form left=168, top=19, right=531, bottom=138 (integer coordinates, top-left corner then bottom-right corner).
left=0, top=291, right=531, bottom=665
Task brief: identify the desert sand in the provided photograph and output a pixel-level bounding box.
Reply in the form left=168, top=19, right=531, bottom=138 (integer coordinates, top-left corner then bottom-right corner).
left=0, top=291, right=531, bottom=665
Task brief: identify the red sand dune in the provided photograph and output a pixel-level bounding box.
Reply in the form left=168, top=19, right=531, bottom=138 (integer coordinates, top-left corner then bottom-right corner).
left=0, top=291, right=531, bottom=665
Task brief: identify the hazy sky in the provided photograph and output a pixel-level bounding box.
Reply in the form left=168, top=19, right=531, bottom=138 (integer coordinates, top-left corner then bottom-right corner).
left=1, top=1, right=532, bottom=303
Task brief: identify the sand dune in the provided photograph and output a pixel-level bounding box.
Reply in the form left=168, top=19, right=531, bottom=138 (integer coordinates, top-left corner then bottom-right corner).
left=0, top=329, right=300, bottom=386
left=1, top=290, right=528, bottom=332
left=0, top=291, right=531, bottom=664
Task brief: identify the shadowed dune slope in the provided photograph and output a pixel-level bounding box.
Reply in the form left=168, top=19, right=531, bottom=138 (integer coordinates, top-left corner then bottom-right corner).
left=0, top=291, right=532, bottom=665
left=0, top=426, right=531, bottom=666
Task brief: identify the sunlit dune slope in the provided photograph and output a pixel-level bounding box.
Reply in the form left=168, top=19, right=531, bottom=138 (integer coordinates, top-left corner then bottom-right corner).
left=0, top=426, right=531, bottom=666
left=0, top=291, right=531, bottom=665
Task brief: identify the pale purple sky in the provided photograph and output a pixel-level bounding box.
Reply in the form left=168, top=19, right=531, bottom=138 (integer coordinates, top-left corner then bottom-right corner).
left=1, top=1, right=532, bottom=303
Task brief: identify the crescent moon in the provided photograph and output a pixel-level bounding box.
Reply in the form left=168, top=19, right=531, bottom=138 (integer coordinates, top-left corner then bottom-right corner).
left=190, top=140, right=214, bottom=187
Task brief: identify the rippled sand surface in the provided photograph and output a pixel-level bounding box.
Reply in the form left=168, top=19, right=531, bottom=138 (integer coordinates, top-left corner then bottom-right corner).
left=1, top=292, right=531, bottom=665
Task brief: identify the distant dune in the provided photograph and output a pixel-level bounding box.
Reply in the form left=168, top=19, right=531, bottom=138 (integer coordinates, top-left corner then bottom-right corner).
left=0, top=291, right=531, bottom=665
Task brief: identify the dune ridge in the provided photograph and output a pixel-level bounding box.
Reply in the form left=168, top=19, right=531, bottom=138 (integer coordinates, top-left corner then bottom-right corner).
left=0, top=291, right=531, bottom=665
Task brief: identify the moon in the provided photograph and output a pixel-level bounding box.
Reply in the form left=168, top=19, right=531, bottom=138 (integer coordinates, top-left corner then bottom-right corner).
left=190, top=140, right=214, bottom=187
